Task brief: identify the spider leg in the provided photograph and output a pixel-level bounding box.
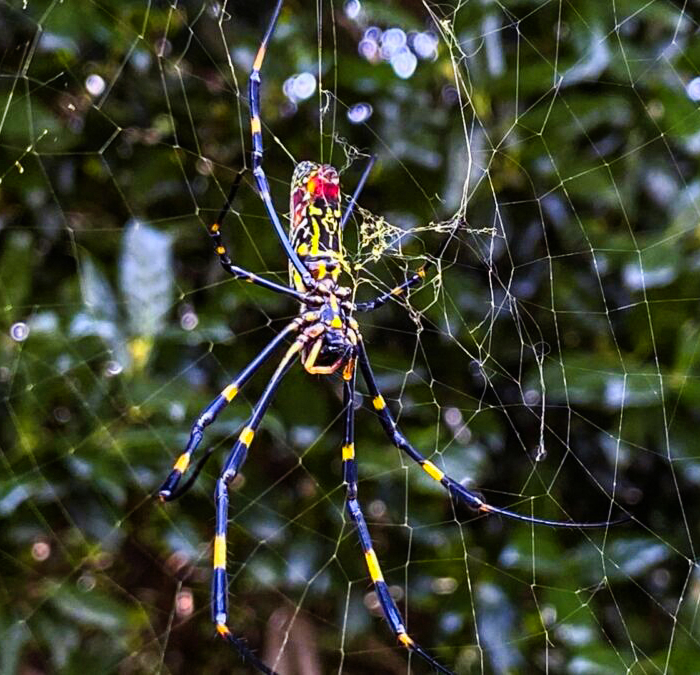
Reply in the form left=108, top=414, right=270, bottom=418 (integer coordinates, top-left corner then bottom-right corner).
left=248, top=0, right=315, bottom=290
left=357, top=341, right=626, bottom=528
left=158, top=319, right=303, bottom=501
left=209, top=169, right=306, bottom=303
left=354, top=231, right=454, bottom=313
left=213, top=337, right=304, bottom=674
left=340, top=154, right=376, bottom=231
left=341, top=366, right=454, bottom=675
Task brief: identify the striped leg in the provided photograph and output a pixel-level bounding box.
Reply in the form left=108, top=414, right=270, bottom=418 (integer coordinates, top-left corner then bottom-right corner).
left=354, top=233, right=453, bottom=312
left=248, top=0, right=315, bottom=290
left=357, top=341, right=622, bottom=528
left=158, top=319, right=302, bottom=501
left=213, top=338, right=304, bottom=673
left=209, top=169, right=306, bottom=303
left=342, top=368, right=453, bottom=675
left=354, top=265, right=427, bottom=312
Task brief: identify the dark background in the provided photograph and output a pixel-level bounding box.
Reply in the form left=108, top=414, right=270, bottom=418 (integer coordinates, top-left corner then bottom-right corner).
left=1, top=0, right=700, bottom=673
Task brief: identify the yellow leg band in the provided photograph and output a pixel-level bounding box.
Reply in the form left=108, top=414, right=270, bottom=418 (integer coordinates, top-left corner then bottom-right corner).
left=173, top=453, right=190, bottom=473
left=213, top=534, right=226, bottom=569
left=239, top=426, right=255, bottom=447
left=343, top=358, right=355, bottom=381
left=365, top=549, right=384, bottom=582
left=422, top=460, right=444, bottom=482
left=216, top=623, right=230, bottom=636
left=372, top=395, right=386, bottom=410
left=398, top=632, right=414, bottom=647
left=252, top=46, right=266, bottom=72
left=222, top=384, right=238, bottom=401
left=342, top=443, right=355, bottom=461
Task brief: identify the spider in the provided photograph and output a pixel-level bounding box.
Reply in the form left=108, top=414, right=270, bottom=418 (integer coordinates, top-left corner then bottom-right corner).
left=158, top=2, right=625, bottom=673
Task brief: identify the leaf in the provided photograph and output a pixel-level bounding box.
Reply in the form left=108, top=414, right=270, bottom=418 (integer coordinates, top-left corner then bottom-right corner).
left=0, top=478, right=45, bottom=516
left=78, top=255, right=118, bottom=324
left=69, top=253, right=131, bottom=367
left=476, top=582, right=523, bottom=673
left=0, top=612, right=31, bottom=675
left=32, top=613, right=80, bottom=670
left=0, top=230, right=33, bottom=320
left=48, top=582, right=135, bottom=632
left=574, top=537, right=671, bottom=584
left=119, top=219, right=174, bottom=338
left=561, top=29, right=610, bottom=87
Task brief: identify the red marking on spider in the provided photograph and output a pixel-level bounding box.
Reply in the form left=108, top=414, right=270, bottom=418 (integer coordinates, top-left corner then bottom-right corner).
left=308, top=175, right=339, bottom=201
left=292, top=187, right=306, bottom=210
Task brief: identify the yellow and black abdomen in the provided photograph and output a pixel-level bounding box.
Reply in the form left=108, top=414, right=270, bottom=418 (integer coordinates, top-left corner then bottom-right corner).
left=289, top=161, right=346, bottom=289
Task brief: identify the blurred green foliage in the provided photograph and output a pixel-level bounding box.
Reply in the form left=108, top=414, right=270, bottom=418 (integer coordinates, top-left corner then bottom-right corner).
left=1, top=1, right=700, bottom=673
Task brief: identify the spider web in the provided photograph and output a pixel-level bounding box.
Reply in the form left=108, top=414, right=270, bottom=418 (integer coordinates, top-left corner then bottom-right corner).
left=2, top=0, right=700, bottom=673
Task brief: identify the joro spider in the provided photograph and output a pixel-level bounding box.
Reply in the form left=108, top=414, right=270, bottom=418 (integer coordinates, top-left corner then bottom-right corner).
left=158, top=2, right=626, bottom=673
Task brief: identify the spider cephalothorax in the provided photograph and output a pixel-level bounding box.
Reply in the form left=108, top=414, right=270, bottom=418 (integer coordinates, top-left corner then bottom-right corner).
left=298, top=280, right=358, bottom=376
left=158, top=2, right=627, bottom=673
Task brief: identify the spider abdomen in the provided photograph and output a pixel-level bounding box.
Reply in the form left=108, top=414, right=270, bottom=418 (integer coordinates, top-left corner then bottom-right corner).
left=289, top=161, right=345, bottom=287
